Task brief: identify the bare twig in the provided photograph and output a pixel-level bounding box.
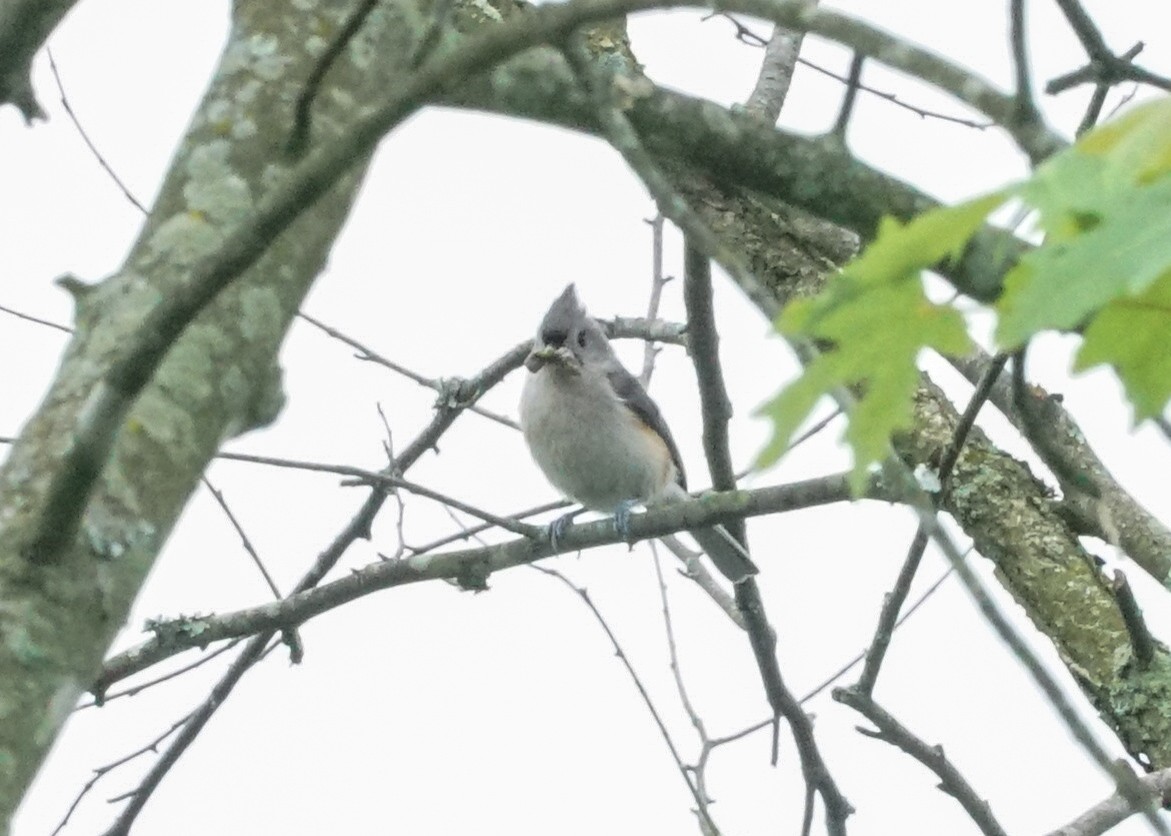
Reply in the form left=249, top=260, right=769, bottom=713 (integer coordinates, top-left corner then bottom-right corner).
left=533, top=564, right=718, bottom=833
left=834, top=688, right=1008, bottom=836
left=855, top=354, right=1009, bottom=695
left=1049, top=0, right=1171, bottom=94
left=52, top=713, right=193, bottom=836
left=682, top=246, right=741, bottom=540
left=657, top=534, right=746, bottom=627
left=639, top=214, right=670, bottom=386
left=297, top=311, right=520, bottom=429
left=855, top=526, right=929, bottom=697
left=913, top=510, right=1169, bottom=835
left=566, top=36, right=851, bottom=831
left=798, top=566, right=954, bottom=704
left=99, top=638, right=283, bottom=836
left=1011, top=347, right=1100, bottom=497
left=708, top=13, right=994, bottom=130
left=202, top=479, right=283, bottom=600
left=1046, top=766, right=1171, bottom=836
left=96, top=341, right=531, bottom=831
left=0, top=302, right=72, bottom=334
left=1047, top=0, right=1170, bottom=140
left=45, top=48, right=147, bottom=214
left=202, top=477, right=303, bottom=662
left=403, top=499, right=569, bottom=556
left=830, top=52, right=864, bottom=139
left=76, top=640, right=242, bottom=710
left=937, top=353, right=1009, bottom=488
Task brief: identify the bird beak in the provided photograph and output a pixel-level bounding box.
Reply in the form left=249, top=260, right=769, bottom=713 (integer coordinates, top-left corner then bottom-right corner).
left=524, top=344, right=577, bottom=373
left=524, top=344, right=555, bottom=372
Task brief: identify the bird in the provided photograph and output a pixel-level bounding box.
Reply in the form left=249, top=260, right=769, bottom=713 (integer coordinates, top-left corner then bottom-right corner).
left=518, top=283, right=758, bottom=583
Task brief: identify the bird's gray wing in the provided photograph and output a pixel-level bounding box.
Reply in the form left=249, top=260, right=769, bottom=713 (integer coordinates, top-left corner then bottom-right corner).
left=605, top=365, right=687, bottom=491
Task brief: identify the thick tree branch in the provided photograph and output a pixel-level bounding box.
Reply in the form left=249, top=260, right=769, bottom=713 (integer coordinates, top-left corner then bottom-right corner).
left=0, top=2, right=425, bottom=816
left=450, top=58, right=1034, bottom=303
left=948, top=349, right=1171, bottom=590
left=97, top=474, right=865, bottom=689
left=0, top=0, right=78, bottom=119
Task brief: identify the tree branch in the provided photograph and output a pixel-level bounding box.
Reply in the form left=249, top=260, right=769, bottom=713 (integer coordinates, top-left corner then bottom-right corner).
left=742, top=0, right=815, bottom=123
left=96, top=474, right=866, bottom=690
left=1046, top=766, right=1171, bottom=836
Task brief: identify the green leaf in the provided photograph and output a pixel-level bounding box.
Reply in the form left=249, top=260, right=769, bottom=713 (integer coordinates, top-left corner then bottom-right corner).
left=1078, top=97, right=1171, bottom=185
left=996, top=174, right=1171, bottom=347
left=1076, top=269, right=1171, bottom=419
left=758, top=195, right=997, bottom=489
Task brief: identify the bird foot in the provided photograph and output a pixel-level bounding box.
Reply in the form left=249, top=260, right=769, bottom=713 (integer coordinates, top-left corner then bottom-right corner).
left=613, top=499, right=639, bottom=547
left=547, top=510, right=580, bottom=552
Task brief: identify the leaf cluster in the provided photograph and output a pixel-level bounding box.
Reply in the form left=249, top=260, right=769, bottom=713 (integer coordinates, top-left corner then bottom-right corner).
left=760, top=97, right=1171, bottom=486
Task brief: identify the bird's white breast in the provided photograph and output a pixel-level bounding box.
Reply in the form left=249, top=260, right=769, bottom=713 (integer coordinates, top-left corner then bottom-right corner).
left=519, top=366, right=672, bottom=511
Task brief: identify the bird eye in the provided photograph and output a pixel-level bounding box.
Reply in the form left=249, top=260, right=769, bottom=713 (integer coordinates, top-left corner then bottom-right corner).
left=577, top=331, right=588, bottom=348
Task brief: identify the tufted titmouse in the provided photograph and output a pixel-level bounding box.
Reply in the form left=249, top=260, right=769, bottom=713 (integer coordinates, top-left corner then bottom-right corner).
left=519, top=284, right=758, bottom=583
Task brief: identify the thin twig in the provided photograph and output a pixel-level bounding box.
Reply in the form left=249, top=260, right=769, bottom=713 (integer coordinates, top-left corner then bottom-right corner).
left=799, top=566, right=954, bottom=704
left=834, top=688, right=1009, bottom=836
left=46, top=48, right=147, bottom=214
left=913, top=510, right=1170, bottom=835
left=77, top=640, right=242, bottom=710
left=651, top=547, right=715, bottom=812
left=564, top=36, right=851, bottom=831
left=96, top=342, right=531, bottom=832
left=201, top=479, right=282, bottom=599
left=533, top=565, right=718, bottom=834
left=855, top=526, right=929, bottom=696
left=1011, top=347, right=1100, bottom=497
left=639, top=214, right=670, bottom=387
left=98, top=638, right=283, bottom=836
left=707, top=13, right=993, bottom=129
left=213, top=448, right=543, bottom=538
left=403, top=499, right=570, bottom=556
left=297, top=311, right=519, bottom=429
left=831, top=52, right=864, bottom=139
left=0, top=302, right=72, bottom=334
left=52, top=713, right=193, bottom=836
left=854, top=351, right=1006, bottom=697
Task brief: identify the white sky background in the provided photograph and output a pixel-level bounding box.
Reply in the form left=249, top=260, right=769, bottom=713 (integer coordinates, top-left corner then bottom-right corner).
left=3, top=1, right=1171, bottom=834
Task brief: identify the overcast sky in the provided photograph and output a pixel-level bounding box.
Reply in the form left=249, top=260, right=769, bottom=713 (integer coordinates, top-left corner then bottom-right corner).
left=3, top=1, right=1171, bottom=835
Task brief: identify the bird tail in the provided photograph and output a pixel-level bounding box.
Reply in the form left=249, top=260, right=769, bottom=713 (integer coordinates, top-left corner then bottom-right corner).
left=661, top=483, right=758, bottom=583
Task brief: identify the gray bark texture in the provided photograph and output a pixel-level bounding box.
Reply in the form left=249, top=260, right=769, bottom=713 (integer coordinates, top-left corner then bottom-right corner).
left=0, top=0, right=425, bottom=820
left=0, top=0, right=79, bottom=119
